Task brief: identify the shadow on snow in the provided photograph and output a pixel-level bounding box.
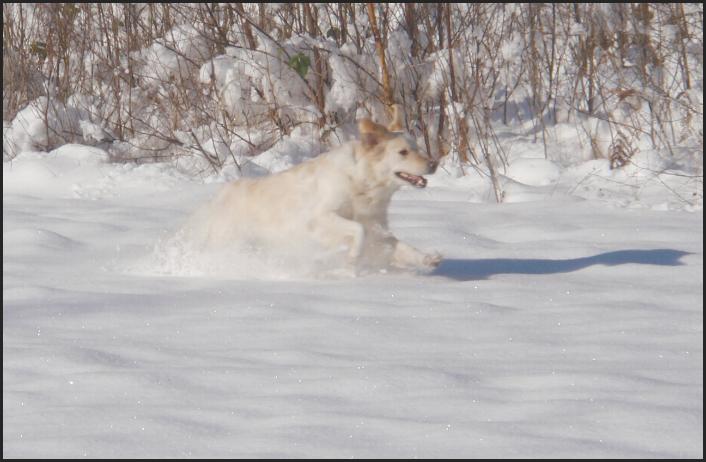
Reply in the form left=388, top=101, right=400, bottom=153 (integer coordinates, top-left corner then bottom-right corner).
left=431, top=249, right=691, bottom=281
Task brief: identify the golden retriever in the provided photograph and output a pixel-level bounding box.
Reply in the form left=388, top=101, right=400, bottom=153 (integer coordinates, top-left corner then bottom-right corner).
left=193, top=106, right=442, bottom=272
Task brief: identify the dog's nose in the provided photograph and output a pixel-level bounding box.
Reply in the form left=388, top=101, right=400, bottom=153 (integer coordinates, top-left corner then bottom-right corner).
left=428, top=160, right=438, bottom=174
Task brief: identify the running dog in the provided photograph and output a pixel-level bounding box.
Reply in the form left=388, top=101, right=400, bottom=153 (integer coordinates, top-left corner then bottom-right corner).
left=194, top=106, right=442, bottom=271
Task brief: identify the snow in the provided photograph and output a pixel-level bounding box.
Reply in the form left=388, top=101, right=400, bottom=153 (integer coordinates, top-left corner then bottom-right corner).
left=3, top=97, right=84, bottom=156
left=249, top=127, right=321, bottom=174
left=3, top=145, right=703, bottom=458
left=327, top=43, right=377, bottom=113
left=134, top=24, right=210, bottom=84
left=505, top=158, right=561, bottom=187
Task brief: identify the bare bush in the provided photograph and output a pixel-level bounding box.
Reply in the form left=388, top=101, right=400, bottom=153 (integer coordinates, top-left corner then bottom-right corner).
left=3, top=3, right=703, bottom=198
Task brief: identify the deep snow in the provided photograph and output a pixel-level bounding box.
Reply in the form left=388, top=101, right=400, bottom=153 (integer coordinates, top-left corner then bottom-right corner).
left=2, top=146, right=703, bottom=458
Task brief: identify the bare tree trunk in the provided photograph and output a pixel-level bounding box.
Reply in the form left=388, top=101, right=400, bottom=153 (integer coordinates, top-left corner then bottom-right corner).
left=366, top=3, right=393, bottom=110
left=303, top=3, right=327, bottom=129
left=234, top=3, right=257, bottom=50
left=676, top=3, right=692, bottom=91
left=445, top=4, right=470, bottom=164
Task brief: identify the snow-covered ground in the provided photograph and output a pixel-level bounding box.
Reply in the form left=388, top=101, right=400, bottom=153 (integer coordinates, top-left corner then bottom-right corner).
left=3, top=145, right=703, bottom=458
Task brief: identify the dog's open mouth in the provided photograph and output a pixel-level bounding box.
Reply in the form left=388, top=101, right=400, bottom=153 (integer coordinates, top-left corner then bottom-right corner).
left=395, top=171, right=427, bottom=188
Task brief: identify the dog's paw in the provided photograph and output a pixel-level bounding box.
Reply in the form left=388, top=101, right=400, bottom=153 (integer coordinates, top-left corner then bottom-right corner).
left=423, top=252, right=443, bottom=268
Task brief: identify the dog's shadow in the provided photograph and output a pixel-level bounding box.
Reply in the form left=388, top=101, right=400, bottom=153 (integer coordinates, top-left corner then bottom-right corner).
left=431, top=249, right=691, bottom=281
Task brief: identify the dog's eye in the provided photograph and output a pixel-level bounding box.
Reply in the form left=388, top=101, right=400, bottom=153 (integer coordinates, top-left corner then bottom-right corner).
left=399, top=149, right=408, bottom=156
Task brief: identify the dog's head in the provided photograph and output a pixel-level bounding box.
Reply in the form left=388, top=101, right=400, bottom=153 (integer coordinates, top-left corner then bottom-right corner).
left=357, top=106, right=437, bottom=189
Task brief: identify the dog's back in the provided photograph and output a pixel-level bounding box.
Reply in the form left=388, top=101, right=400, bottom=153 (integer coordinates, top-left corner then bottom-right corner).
left=198, top=142, right=358, bottom=248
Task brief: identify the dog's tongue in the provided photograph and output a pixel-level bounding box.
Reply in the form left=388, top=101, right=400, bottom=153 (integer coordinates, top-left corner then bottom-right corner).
left=397, top=172, right=427, bottom=188
left=411, top=175, right=427, bottom=188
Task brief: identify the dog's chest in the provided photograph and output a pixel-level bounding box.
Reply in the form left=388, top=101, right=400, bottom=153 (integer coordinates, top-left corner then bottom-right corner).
left=346, top=188, right=393, bottom=220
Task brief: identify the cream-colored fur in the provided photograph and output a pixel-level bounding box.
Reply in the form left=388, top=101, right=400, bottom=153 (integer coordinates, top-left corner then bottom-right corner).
left=195, top=108, right=442, bottom=271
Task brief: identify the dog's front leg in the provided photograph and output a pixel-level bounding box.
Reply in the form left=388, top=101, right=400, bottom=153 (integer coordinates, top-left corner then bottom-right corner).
left=361, top=222, right=441, bottom=270
left=310, top=212, right=365, bottom=260
left=359, top=222, right=397, bottom=268
left=392, top=241, right=442, bottom=269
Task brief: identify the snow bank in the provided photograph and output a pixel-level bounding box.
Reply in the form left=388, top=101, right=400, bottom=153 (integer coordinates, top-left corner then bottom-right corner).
left=250, top=127, right=321, bottom=174
left=3, top=144, right=194, bottom=200
left=505, top=158, right=561, bottom=187
left=3, top=145, right=109, bottom=198
left=134, top=24, right=210, bottom=84
left=3, top=97, right=83, bottom=156
left=3, top=154, right=702, bottom=457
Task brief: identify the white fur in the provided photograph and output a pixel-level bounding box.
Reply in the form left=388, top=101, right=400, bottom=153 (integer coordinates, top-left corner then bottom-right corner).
left=190, top=117, right=442, bottom=272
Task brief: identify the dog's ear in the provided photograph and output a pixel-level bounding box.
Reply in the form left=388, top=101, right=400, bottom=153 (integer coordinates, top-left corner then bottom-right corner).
left=387, top=104, right=405, bottom=132
left=358, top=118, right=389, bottom=148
